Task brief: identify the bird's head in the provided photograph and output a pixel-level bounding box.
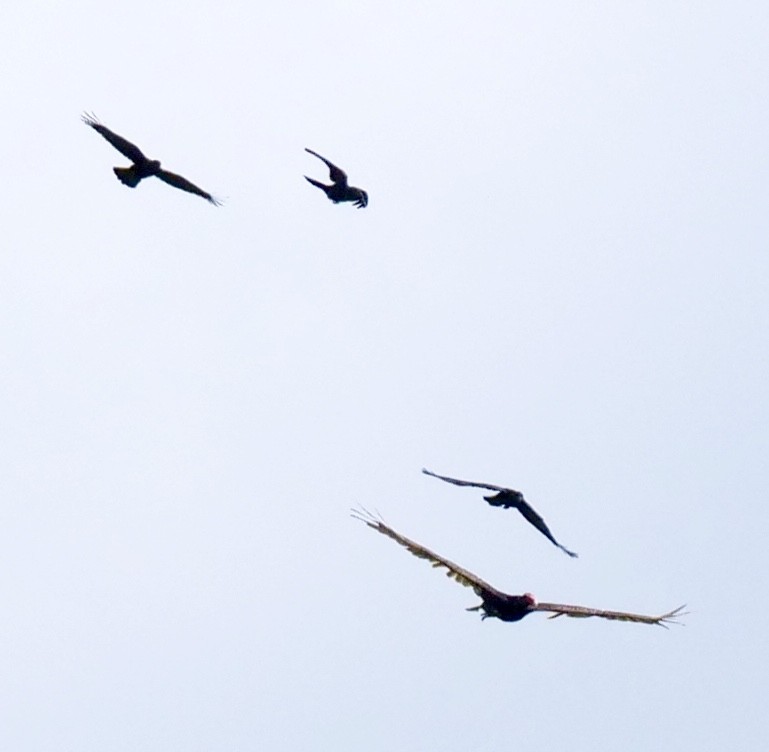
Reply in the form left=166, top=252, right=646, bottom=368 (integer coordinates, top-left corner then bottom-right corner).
left=522, top=592, right=537, bottom=607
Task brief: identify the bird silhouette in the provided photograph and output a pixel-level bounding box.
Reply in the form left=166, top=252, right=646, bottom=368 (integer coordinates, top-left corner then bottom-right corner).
left=353, top=509, right=685, bottom=627
left=82, top=113, right=221, bottom=205
left=304, top=148, right=368, bottom=208
left=422, top=468, right=578, bottom=557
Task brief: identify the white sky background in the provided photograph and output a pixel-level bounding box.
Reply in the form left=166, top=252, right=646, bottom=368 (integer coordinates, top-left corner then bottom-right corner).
left=1, top=1, right=768, bottom=749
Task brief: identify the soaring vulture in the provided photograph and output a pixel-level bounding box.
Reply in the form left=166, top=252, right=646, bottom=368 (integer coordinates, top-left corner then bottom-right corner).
left=423, top=468, right=578, bottom=558
left=304, top=148, right=368, bottom=208
left=353, top=509, right=685, bottom=627
left=82, top=113, right=222, bottom=205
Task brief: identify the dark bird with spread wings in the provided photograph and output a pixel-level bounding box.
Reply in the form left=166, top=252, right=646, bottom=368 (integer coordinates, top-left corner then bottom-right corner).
left=82, top=113, right=221, bottom=205
left=304, top=148, right=368, bottom=208
left=353, top=509, right=685, bottom=627
left=422, top=468, right=578, bottom=558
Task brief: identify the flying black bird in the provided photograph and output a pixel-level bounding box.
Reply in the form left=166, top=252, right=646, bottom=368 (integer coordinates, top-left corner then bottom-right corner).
left=353, top=509, right=685, bottom=627
left=304, top=148, right=368, bottom=208
left=82, top=113, right=221, bottom=205
left=422, top=468, right=578, bottom=558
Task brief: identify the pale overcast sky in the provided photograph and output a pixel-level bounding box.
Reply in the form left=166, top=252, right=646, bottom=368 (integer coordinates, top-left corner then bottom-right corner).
left=2, top=2, right=768, bottom=750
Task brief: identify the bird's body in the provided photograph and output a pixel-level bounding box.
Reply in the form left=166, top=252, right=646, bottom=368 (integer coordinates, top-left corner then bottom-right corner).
left=82, top=113, right=221, bottom=205
left=113, top=160, right=161, bottom=187
left=467, top=592, right=537, bottom=622
left=304, top=148, right=368, bottom=208
left=353, top=508, right=685, bottom=628
left=422, top=468, right=578, bottom=558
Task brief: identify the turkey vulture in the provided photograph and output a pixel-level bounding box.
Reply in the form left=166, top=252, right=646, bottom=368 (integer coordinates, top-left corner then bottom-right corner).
left=422, top=468, right=578, bottom=558
left=82, top=113, right=222, bottom=205
left=352, top=509, right=685, bottom=627
left=304, top=148, right=368, bottom=208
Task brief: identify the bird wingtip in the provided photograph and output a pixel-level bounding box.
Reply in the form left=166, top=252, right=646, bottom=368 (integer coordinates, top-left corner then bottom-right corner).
left=350, top=506, right=384, bottom=527
left=81, top=111, right=100, bottom=127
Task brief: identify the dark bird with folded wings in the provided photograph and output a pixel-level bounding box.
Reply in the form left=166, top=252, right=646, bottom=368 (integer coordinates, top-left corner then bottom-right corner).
left=82, top=113, right=221, bottom=205
left=422, top=468, right=578, bottom=558
left=304, top=148, right=368, bottom=208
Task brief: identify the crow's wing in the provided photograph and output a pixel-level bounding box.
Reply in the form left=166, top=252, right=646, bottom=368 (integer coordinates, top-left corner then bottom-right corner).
left=156, top=169, right=222, bottom=205
left=82, top=112, right=147, bottom=164
left=513, top=500, right=578, bottom=558
left=422, top=468, right=509, bottom=494
left=305, top=148, right=348, bottom=185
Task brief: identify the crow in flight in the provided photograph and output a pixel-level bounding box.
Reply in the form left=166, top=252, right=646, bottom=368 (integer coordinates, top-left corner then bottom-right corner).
left=304, top=148, right=368, bottom=208
left=422, top=468, right=578, bottom=558
left=353, top=509, right=685, bottom=627
left=82, top=113, right=221, bottom=205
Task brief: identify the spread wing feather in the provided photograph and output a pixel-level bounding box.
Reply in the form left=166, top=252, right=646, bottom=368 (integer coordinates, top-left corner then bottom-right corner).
left=351, top=508, right=503, bottom=600
left=156, top=170, right=222, bottom=205
left=533, top=602, right=687, bottom=628
left=81, top=112, right=147, bottom=164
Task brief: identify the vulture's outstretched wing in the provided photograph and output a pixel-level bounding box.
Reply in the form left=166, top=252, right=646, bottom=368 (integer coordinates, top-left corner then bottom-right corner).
left=305, top=148, right=348, bottom=186
left=533, top=602, right=687, bottom=628
left=156, top=169, right=222, bottom=205
left=82, top=112, right=147, bottom=164
left=351, top=508, right=504, bottom=601
left=422, top=468, right=578, bottom=558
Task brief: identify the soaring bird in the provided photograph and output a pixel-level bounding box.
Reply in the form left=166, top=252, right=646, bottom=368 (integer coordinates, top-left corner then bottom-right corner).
left=82, top=113, right=221, bottom=205
left=353, top=509, right=685, bottom=627
left=304, top=148, right=368, bottom=208
left=422, top=468, right=578, bottom=558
